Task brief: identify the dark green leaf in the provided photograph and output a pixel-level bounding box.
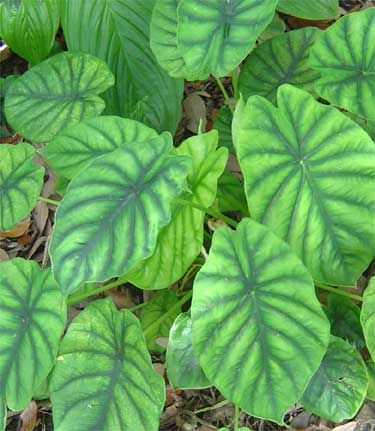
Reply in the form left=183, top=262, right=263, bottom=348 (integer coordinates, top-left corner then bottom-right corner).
left=259, top=12, right=285, bottom=42
left=216, top=171, right=248, bottom=215
left=277, top=0, right=339, bottom=20
left=361, top=277, right=375, bottom=359
left=367, top=361, right=375, bottom=401
left=214, top=106, right=233, bottom=151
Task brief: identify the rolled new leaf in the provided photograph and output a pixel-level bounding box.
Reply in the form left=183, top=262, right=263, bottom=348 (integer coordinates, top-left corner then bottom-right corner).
left=361, top=277, right=375, bottom=359
left=191, top=218, right=330, bottom=424
left=0, top=258, right=66, bottom=410
left=50, top=298, right=165, bottom=431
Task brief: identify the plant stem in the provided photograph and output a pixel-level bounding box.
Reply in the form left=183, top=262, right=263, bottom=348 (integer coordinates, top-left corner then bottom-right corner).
left=315, top=282, right=363, bottom=302
left=39, top=196, right=60, bottom=206
left=143, top=290, right=193, bottom=338
left=233, top=404, right=240, bottom=431
left=175, top=197, right=238, bottom=228
left=215, top=76, right=234, bottom=114
left=195, top=399, right=230, bottom=414
left=231, top=69, right=240, bottom=101
left=67, top=277, right=126, bottom=305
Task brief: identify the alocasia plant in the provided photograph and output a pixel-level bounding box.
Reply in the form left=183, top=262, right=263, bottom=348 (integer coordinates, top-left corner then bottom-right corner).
left=0, top=2, right=374, bottom=430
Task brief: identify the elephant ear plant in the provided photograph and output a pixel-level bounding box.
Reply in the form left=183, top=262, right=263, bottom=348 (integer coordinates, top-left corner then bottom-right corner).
left=0, top=0, right=374, bottom=430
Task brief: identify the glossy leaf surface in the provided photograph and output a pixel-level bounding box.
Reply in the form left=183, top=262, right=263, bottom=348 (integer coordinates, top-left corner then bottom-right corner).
left=361, top=277, right=375, bottom=359
left=166, top=313, right=210, bottom=389
left=0, top=144, right=44, bottom=230
left=310, top=8, right=375, bottom=119
left=191, top=218, right=330, bottom=423
left=234, top=85, right=375, bottom=285
left=277, top=0, right=338, bottom=20
left=0, top=258, right=66, bottom=410
left=50, top=298, right=165, bottom=431
left=50, top=135, right=191, bottom=294
left=239, top=27, right=320, bottom=103
left=176, top=0, right=278, bottom=79
left=301, top=336, right=368, bottom=422
left=60, top=0, right=183, bottom=134
left=42, top=116, right=158, bottom=179
left=5, top=52, right=114, bottom=142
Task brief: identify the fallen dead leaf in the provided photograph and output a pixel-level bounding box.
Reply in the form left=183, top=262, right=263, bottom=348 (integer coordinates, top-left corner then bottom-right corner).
left=18, top=400, right=37, bottom=431
left=0, top=217, right=30, bottom=238
left=104, top=288, right=135, bottom=309
left=0, top=249, right=9, bottom=262
left=183, top=93, right=207, bottom=134
left=33, top=201, right=49, bottom=233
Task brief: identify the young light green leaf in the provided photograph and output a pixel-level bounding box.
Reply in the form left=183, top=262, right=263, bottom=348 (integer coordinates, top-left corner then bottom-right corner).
left=301, top=336, right=369, bottom=422
left=0, top=258, right=66, bottom=411
left=126, top=131, right=227, bottom=290
left=310, top=8, right=375, bottom=119
left=277, top=0, right=338, bottom=20
left=5, top=52, right=114, bottom=142
left=60, top=0, right=183, bottom=134
left=214, top=106, right=233, bottom=151
left=191, top=218, right=330, bottom=424
left=259, top=12, right=285, bottom=42
left=367, top=361, right=375, bottom=401
left=141, top=290, right=181, bottom=352
left=234, top=85, right=375, bottom=286
left=0, top=0, right=59, bottom=64
left=239, top=27, right=321, bottom=103
left=166, top=313, right=210, bottom=389
left=326, top=294, right=365, bottom=350
left=50, top=298, right=165, bottom=431
left=361, top=277, right=375, bottom=359
left=50, top=134, right=191, bottom=294
left=0, top=143, right=44, bottom=231
left=42, top=116, right=158, bottom=179
left=176, top=0, right=278, bottom=79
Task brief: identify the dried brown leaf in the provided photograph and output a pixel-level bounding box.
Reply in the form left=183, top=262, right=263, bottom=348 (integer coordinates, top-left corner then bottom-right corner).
left=18, top=400, right=37, bottom=431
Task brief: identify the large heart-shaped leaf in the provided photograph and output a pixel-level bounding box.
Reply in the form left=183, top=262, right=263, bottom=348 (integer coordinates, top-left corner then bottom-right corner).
left=300, top=336, right=368, bottom=422
left=234, top=84, right=375, bottom=286
left=361, top=277, right=375, bottom=359
left=239, top=27, right=320, bottom=104
left=310, top=8, right=375, bottom=120
left=276, top=0, right=338, bottom=20
left=0, top=0, right=59, bottom=64
left=0, top=258, right=66, bottom=410
left=50, top=298, right=165, bottom=431
left=5, top=52, right=114, bottom=142
left=176, top=0, right=278, bottom=79
left=42, top=116, right=158, bottom=179
left=50, top=134, right=191, bottom=294
left=191, top=218, right=330, bottom=424
left=0, top=143, right=44, bottom=230
left=166, top=313, right=210, bottom=389
left=60, top=0, right=183, bottom=134
left=126, top=131, right=227, bottom=289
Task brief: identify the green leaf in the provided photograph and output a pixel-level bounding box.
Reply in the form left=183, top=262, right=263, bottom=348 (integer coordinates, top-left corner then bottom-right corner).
left=239, top=27, right=320, bottom=104
left=214, top=106, right=233, bottom=151
left=277, top=0, right=338, bottom=20
left=126, top=131, right=227, bottom=290
left=367, top=361, right=375, bottom=401
left=0, top=400, right=5, bottom=431
left=310, top=8, right=375, bottom=120
left=216, top=171, right=248, bottom=215
left=0, top=0, right=59, bottom=64
left=234, top=85, right=375, bottom=286
left=259, top=12, right=285, bottom=42
left=301, top=335, right=368, bottom=422
left=4, top=52, right=114, bottom=142
left=42, top=116, right=158, bottom=179
left=50, top=298, right=165, bottom=431
left=361, top=277, right=375, bottom=359
left=191, top=218, right=330, bottom=424
left=0, top=143, right=44, bottom=230
left=0, top=258, right=66, bottom=410
left=325, top=293, right=365, bottom=350
left=50, top=134, right=191, bottom=294
left=166, top=312, right=210, bottom=389
left=60, top=0, right=183, bottom=134
left=141, top=290, right=181, bottom=352
left=176, top=0, right=278, bottom=79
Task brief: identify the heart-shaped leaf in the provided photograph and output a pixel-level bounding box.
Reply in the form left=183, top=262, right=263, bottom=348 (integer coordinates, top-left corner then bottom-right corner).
left=300, top=336, right=368, bottom=422
left=0, top=0, right=59, bottom=64
left=0, top=144, right=44, bottom=230
left=361, top=277, right=375, bottom=359
left=126, top=131, right=227, bottom=289
left=50, top=133, right=191, bottom=294
left=239, top=27, right=320, bottom=104
left=0, top=258, right=66, bottom=410
left=234, top=84, right=375, bottom=286
left=42, top=116, right=158, bottom=179
left=277, top=0, right=338, bottom=20
left=310, top=8, right=375, bottom=120
left=176, top=0, right=278, bottom=79
left=367, top=361, right=375, bottom=401
left=166, top=313, right=210, bottom=389
left=5, top=52, right=114, bottom=142
left=191, top=218, right=330, bottom=424
left=60, top=0, right=183, bottom=134
left=50, top=298, right=165, bottom=431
